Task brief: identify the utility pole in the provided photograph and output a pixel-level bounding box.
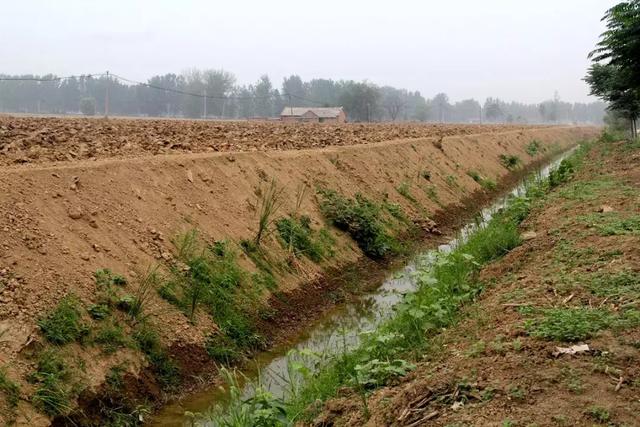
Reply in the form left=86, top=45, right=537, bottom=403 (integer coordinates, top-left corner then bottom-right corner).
left=479, top=105, right=483, bottom=124
left=104, top=71, right=110, bottom=118
left=203, top=89, right=207, bottom=119
left=288, top=94, right=293, bottom=116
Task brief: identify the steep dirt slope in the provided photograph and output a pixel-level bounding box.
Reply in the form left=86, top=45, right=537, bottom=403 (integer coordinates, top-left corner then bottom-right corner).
left=0, top=124, right=597, bottom=425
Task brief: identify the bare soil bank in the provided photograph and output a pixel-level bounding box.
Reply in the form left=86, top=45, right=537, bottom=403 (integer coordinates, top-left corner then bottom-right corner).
left=0, top=124, right=597, bottom=425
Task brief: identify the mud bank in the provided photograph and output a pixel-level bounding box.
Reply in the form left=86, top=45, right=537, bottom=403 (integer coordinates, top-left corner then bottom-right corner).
left=0, top=126, right=598, bottom=425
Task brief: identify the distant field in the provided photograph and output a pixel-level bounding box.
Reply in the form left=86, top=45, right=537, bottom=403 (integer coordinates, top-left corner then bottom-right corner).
left=0, top=115, right=546, bottom=166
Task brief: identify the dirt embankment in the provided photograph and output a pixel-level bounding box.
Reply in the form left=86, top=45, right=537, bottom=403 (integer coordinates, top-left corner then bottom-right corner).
left=0, top=117, right=597, bottom=425
left=312, top=140, right=640, bottom=426
left=0, top=115, right=547, bottom=166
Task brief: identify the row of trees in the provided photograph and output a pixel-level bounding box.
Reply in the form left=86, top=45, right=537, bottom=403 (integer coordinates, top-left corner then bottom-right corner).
left=0, top=71, right=605, bottom=124
left=586, top=0, right=639, bottom=136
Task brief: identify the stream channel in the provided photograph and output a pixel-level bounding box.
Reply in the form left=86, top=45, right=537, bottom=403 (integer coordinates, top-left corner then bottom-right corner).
left=151, top=149, right=575, bottom=426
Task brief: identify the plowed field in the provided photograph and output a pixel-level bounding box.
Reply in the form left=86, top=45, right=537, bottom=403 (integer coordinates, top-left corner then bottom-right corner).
left=0, top=115, right=543, bottom=166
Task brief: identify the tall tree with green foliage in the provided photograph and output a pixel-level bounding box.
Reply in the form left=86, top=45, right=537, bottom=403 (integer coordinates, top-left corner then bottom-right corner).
left=586, top=0, right=640, bottom=137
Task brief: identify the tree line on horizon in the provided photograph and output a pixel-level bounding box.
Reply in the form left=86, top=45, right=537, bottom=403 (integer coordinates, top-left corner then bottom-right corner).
left=0, top=70, right=606, bottom=124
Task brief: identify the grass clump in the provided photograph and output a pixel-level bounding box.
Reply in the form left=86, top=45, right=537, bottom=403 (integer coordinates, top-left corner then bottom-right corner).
left=38, top=295, right=88, bottom=345
left=94, top=268, right=127, bottom=287
left=205, top=333, right=241, bottom=365
left=0, top=368, right=20, bottom=411
left=318, top=189, right=398, bottom=259
left=526, top=139, right=542, bottom=156
left=587, top=270, right=640, bottom=301
left=253, top=179, right=284, bottom=247
left=276, top=215, right=328, bottom=263
left=351, top=359, right=415, bottom=389
left=133, top=323, right=179, bottom=388
left=396, top=181, right=417, bottom=202
left=499, top=154, right=521, bottom=170
left=162, top=231, right=263, bottom=354
left=164, top=231, right=243, bottom=322
left=587, top=406, right=611, bottom=423
left=94, top=321, right=129, bottom=354
left=549, top=158, right=576, bottom=188
left=29, top=350, right=73, bottom=416
left=206, top=368, right=288, bottom=427
left=467, top=170, right=497, bottom=191
left=525, top=308, right=613, bottom=341
left=579, top=212, right=640, bottom=236
left=87, top=303, right=110, bottom=320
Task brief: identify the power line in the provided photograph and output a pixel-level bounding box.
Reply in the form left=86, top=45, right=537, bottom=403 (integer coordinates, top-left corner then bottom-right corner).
left=111, top=73, right=275, bottom=101
left=0, top=71, right=329, bottom=105
left=0, top=73, right=107, bottom=82
left=111, top=73, right=328, bottom=104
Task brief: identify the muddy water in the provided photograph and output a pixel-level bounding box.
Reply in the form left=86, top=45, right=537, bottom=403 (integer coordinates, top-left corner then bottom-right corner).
left=151, top=150, right=574, bottom=426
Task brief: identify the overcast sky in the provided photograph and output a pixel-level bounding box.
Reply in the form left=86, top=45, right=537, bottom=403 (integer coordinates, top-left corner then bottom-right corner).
left=0, top=0, right=617, bottom=103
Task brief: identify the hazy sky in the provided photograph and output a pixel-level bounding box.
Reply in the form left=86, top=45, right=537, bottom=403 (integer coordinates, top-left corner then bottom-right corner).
left=1, top=0, right=618, bottom=103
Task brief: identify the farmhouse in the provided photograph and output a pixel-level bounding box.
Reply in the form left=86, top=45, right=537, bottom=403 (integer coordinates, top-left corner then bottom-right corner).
left=280, top=107, right=346, bottom=123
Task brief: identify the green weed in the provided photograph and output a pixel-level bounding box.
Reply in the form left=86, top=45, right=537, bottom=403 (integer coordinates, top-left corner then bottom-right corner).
left=206, top=368, right=288, bottom=426
left=508, top=385, right=527, bottom=402
left=94, top=321, right=128, bottom=354
left=253, top=179, right=285, bottom=247
left=548, top=158, right=576, bottom=188
left=276, top=216, right=328, bottom=262
left=133, top=323, right=179, bottom=388
left=164, top=233, right=263, bottom=354
left=587, top=406, right=610, bottom=423
left=423, top=185, right=440, bottom=204
left=29, top=350, right=73, bottom=416
left=105, top=365, right=126, bottom=391
left=526, top=140, right=542, bottom=156
left=557, top=178, right=623, bottom=201
left=351, top=359, right=415, bottom=389
left=467, top=171, right=497, bottom=191
left=579, top=212, right=640, bottom=236
left=205, top=333, right=241, bottom=365
left=525, top=308, right=613, bottom=341
left=126, top=266, right=160, bottom=322
left=586, top=270, right=640, bottom=301
left=38, top=295, right=88, bottom=345
left=318, top=189, right=398, bottom=259
left=87, top=303, right=110, bottom=320
left=499, top=154, right=521, bottom=170
left=0, top=367, right=19, bottom=410
left=561, top=367, right=584, bottom=394
left=396, top=181, right=417, bottom=202
left=252, top=271, right=278, bottom=292
left=94, top=268, right=127, bottom=287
